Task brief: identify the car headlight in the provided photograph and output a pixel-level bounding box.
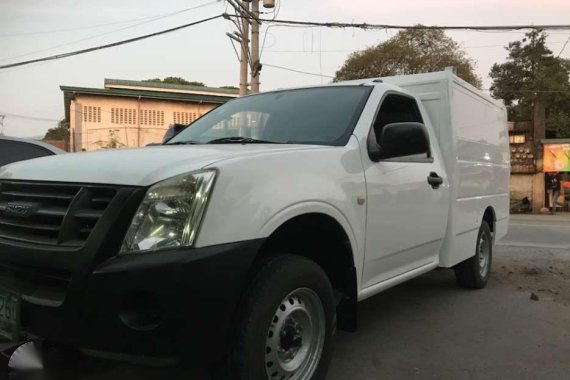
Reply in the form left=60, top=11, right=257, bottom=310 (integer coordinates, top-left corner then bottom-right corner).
left=120, top=170, right=216, bottom=254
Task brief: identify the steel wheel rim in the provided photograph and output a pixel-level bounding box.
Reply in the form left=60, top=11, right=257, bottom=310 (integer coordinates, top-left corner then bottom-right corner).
left=265, top=288, right=326, bottom=380
left=478, top=233, right=490, bottom=277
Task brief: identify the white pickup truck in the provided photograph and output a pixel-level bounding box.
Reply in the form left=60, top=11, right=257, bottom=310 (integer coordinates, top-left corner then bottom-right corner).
left=0, top=70, right=509, bottom=379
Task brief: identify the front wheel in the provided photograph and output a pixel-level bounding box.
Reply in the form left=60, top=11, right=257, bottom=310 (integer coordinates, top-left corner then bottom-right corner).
left=454, top=221, right=493, bottom=289
left=226, top=254, right=335, bottom=380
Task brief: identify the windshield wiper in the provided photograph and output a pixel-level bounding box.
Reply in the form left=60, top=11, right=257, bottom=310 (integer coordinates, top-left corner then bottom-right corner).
left=207, top=137, right=282, bottom=144
left=165, top=140, right=203, bottom=145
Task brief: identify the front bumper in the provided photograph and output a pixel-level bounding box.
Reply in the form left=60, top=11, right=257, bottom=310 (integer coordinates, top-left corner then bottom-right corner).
left=0, top=237, right=263, bottom=365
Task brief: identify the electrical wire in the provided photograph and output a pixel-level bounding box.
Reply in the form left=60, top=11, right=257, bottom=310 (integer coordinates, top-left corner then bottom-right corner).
left=0, top=1, right=220, bottom=38
left=263, top=63, right=333, bottom=78
left=1, top=1, right=222, bottom=62
left=0, top=17, right=164, bottom=38
left=482, top=89, right=570, bottom=93
left=262, top=41, right=569, bottom=53
left=227, top=15, right=570, bottom=31
left=0, top=112, right=60, bottom=122
left=0, top=14, right=224, bottom=70
left=259, top=0, right=281, bottom=59
left=558, top=35, right=570, bottom=57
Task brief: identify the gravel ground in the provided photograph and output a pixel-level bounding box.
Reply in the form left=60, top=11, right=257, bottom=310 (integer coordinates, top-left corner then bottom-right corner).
left=493, top=246, right=570, bottom=306
left=329, top=245, right=570, bottom=380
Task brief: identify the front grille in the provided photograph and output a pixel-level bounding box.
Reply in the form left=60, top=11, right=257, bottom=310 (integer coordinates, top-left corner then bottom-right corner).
left=0, top=181, right=117, bottom=246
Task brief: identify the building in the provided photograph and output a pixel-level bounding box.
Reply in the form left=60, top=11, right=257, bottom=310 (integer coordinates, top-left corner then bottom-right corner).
left=508, top=121, right=536, bottom=209
left=60, top=79, right=239, bottom=151
left=509, top=121, right=568, bottom=212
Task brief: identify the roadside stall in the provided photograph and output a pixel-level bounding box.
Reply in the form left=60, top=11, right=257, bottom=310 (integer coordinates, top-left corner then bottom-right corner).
left=543, top=141, right=570, bottom=212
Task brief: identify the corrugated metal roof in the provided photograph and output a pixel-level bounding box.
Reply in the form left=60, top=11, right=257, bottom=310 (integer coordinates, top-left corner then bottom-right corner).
left=104, top=78, right=239, bottom=96
left=60, top=85, right=235, bottom=103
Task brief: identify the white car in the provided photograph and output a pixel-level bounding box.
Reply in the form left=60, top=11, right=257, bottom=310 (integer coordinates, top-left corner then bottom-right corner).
left=0, top=70, right=509, bottom=379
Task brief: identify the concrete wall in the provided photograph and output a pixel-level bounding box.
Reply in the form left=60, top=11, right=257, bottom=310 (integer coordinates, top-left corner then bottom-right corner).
left=43, top=140, right=67, bottom=151
left=510, top=173, right=534, bottom=201
left=70, top=95, right=218, bottom=151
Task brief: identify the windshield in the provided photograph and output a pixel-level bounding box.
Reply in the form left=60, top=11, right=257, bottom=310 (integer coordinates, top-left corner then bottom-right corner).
left=167, top=86, right=372, bottom=146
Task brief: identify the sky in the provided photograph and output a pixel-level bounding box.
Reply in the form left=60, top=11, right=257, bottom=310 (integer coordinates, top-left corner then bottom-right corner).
left=0, top=0, right=569, bottom=138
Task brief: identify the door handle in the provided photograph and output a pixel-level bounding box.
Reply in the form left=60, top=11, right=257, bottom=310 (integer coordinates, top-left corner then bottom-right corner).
left=427, top=172, right=443, bottom=189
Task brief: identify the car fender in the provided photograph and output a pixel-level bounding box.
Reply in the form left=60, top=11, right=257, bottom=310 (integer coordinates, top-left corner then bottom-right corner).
left=196, top=138, right=367, bottom=286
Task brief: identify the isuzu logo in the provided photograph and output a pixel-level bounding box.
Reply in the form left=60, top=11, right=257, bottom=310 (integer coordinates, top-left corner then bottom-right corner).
left=3, top=202, right=39, bottom=218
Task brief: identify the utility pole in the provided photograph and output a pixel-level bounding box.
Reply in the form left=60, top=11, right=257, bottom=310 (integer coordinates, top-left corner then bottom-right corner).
left=239, top=1, right=250, bottom=96
left=250, top=0, right=261, bottom=93
left=532, top=98, right=546, bottom=213
left=227, top=0, right=274, bottom=95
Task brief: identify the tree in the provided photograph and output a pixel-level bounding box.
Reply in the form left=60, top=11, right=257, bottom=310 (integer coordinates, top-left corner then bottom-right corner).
left=334, top=28, right=482, bottom=87
left=43, top=119, right=68, bottom=140
left=489, top=30, right=570, bottom=137
left=143, top=77, right=205, bottom=86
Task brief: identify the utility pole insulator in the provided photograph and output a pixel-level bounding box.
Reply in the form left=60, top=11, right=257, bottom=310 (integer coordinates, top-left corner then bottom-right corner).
left=226, top=32, right=242, bottom=43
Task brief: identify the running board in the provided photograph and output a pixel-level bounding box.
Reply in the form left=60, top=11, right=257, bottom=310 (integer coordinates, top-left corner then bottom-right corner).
left=358, top=261, right=439, bottom=301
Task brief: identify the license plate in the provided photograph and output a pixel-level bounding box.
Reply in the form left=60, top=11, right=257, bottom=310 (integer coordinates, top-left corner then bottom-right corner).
left=0, top=292, right=20, bottom=341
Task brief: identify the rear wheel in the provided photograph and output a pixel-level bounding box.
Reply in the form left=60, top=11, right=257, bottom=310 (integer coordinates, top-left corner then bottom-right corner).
left=226, top=254, right=335, bottom=380
left=454, top=221, right=492, bottom=289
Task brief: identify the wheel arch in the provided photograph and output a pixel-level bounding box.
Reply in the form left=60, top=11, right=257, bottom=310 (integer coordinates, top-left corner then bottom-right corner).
left=482, top=206, right=496, bottom=242
left=256, top=205, right=360, bottom=331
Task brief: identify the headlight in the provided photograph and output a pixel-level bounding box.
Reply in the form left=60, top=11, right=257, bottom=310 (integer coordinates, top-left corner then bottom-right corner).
left=120, top=170, right=216, bottom=254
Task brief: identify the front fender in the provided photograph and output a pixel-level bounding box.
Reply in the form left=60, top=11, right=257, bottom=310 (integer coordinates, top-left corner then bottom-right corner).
left=196, top=138, right=367, bottom=284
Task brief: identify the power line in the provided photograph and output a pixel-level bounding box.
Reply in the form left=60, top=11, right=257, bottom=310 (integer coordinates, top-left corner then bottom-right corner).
left=227, top=15, right=570, bottom=31
left=263, top=63, right=334, bottom=78
left=1, top=112, right=60, bottom=122
left=0, top=17, right=162, bottom=38
left=1, top=1, right=221, bottom=62
left=482, top=89, right=570, bottom=93
left=558, top=35, right=570, bottom=57
left=0, top=1, right=220, bottom=38
left=263, top=63, right=570, bottom=86
left=466, top=41, right=568, bottom=49
left=263, top=40, right=569, bottom=53
left=0, top=14, right=223, bottom=70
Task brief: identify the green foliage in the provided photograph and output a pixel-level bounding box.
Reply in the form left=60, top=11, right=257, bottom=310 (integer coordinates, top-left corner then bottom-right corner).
left=95, top=130, right=125, bottom=149
left=143, top=77, right=205, bottom=86
left=548, top=109, right=570, bottom=138
left=334, top=28, right=482, bottom=87
left=489, top=30, right=570, bottom=137
left=219, top=86, right=239, bottom=90
left=43, top=119, right=68, bottom=141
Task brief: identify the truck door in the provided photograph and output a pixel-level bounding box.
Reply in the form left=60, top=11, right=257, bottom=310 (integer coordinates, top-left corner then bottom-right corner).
left=361, top=93, right=449, bottom=289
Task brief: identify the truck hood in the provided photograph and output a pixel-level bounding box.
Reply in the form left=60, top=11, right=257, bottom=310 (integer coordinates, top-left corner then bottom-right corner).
left=0, top=144, right=323, bottom=187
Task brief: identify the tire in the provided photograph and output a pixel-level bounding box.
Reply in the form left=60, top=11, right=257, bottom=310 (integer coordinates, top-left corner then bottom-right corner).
left=224, top=254, right=336, bottom=380
left=454, top=221, right=493, bottom=289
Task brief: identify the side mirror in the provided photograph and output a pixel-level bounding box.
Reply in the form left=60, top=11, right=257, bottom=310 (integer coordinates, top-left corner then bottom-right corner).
left=368, top=122, right=430, bottom=161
